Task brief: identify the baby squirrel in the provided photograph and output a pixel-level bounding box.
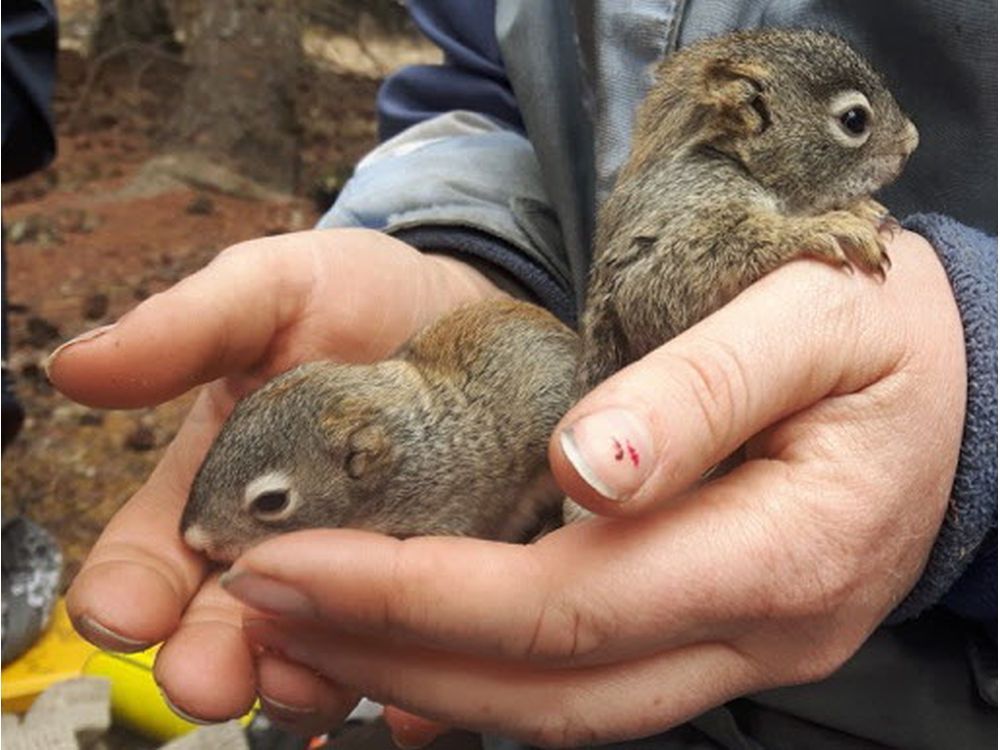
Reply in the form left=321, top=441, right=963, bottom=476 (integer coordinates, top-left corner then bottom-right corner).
left=577, top=28, right=919, bottom=391
left=181, top=300, right=579, bottom=563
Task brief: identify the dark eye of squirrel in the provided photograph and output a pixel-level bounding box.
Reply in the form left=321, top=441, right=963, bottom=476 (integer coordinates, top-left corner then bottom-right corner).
left=840, top=107, right=868, bottom=135
left=251, top=490, right=289, bottom=516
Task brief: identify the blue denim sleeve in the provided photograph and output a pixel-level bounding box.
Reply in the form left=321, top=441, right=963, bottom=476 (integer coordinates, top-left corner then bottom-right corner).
left=320, top=0, right=574, bottom=322
left=889, top=215, right=998, bottom=623
left=377, top=0, right=523, bottom=140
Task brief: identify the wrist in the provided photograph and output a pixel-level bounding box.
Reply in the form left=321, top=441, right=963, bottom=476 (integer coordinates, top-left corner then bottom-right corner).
left=425, top=253, right=509, bottom=310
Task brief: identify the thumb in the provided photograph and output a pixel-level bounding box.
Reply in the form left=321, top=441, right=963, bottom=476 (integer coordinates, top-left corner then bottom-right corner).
left=44, top=235, right=313, bottom=410
left=550, top=260, right=894, bottom=516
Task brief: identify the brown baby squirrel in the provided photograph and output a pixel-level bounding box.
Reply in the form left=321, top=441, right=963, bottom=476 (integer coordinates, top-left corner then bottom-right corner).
left=181, top=300, right=579, bottom=563
left=577, top=28, right=918, bottom=391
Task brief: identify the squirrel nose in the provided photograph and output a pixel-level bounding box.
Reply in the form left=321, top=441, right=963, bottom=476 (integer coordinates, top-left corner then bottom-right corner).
left=900, top=120, right=919, bottom=155
left=183, top=524, right=212, bottom=553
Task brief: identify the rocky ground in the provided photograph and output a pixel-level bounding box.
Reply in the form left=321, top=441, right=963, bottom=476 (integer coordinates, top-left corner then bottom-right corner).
left=2, top=20, right=429, bottom=590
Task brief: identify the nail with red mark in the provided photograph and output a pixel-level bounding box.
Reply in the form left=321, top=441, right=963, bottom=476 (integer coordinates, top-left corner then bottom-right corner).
left=559, top=409, right=654, bottom=502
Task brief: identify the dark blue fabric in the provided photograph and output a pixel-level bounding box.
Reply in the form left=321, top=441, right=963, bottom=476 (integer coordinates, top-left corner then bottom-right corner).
left=889, top=213, right=998, bottom=623
left=391, top=226, right=576, bottom=327
left=2, top=0, right=58, bottom=182
left=376, top=0, right=524, bottom=140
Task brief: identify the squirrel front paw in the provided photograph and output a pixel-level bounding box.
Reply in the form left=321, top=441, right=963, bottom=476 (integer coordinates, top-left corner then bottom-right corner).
left=803, top=210, right=891, bottom=279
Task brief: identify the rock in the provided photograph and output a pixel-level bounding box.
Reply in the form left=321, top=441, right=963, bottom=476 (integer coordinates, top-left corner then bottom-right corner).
left=124, top=424, right=156, bottom=452
left=52, top=208, right=99, bottom=234
left=8, top=215, right=60, bottom=246
left=81, top=293, right=109, bottom=320
left=25, top=317, right=61, bottom=348
left=185, top=194, right=215, bottom=215
left=78, top=412, right=105, bottom=427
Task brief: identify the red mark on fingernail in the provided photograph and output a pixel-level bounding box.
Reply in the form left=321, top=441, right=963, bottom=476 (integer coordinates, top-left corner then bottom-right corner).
left=626, top=440, right=640, bottom=467
left=612, top=438, right=624, bottom=461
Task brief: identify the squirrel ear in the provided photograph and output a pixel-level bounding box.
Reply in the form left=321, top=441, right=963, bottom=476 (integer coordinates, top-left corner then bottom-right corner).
left=345, top=423, right=390, bottom=479
left=700, top=59, right=771, bottom=136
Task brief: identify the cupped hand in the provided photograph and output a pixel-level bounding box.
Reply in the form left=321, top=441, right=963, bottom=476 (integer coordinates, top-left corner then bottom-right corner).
left=217, top=230, right=967, bottom=746
left=48, top=229, right=504, bottom=724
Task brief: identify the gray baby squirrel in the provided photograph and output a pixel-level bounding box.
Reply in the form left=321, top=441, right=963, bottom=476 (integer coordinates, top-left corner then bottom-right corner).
left=577, top=28, right=918, bottom=391
left=182, top=29, right=917, bottom=560
left=181, top=300, right=579, bottom=563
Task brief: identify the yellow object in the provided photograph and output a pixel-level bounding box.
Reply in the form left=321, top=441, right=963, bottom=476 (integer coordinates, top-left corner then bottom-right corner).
left=83, top=645, right=257, bottom=742
left=0, top=597, right=255, bottom=741
left=1, top=598, right=98, bottom=713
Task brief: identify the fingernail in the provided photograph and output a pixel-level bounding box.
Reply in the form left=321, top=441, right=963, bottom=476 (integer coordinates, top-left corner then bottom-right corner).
left=391, top=733, right=431, bottom=750
left=559, top=409, right=654, bottom=501
left=259, top=694, right=321, bottom=726
left=72, top=613, right=153, bottom=653
left=160, top=691, right=214, bottom=725
left=220, top=570, right=317, bottom=619
left=43, top=323, right=118, bottom=378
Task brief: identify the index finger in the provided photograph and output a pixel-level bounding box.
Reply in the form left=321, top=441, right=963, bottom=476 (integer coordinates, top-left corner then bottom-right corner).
left=220, top=456, right=836, bottom=668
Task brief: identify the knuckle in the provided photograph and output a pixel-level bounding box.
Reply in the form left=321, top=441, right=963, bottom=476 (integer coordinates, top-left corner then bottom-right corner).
left=657, top=340, right=752, bottom=447
left=520, top=593, right=613, bottom=663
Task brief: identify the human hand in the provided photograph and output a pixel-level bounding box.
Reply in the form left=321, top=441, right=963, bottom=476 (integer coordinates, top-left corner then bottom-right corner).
left=215, top=229, right=966, bottom=746
left=49, top=229, right=504, bottom=729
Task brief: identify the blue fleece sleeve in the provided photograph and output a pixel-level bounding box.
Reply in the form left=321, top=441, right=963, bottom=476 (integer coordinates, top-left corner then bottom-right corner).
left=377, top=0, right=523, bottom=140
left=889, top=214, right=998, bottom=623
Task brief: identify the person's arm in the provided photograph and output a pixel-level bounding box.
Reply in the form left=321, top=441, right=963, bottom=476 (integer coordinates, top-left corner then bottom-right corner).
left=1, top=0, right=58, bottom=182
left=893, top=215, right=998, bottom=622
left=321, top=0, right=575, bottom=323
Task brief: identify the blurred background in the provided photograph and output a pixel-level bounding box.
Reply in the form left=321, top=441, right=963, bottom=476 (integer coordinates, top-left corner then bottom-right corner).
left=2, top=0, right=439, bottom=585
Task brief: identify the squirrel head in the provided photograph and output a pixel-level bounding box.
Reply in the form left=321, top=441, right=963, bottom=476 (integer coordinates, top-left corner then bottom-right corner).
left=631, top=29, right=919, bottom=213
left=181, top=361, right=414, bottom=563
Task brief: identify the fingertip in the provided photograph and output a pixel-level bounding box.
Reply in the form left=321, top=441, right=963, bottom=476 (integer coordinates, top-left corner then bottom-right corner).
left=154, top=616, right=257, bottom=722
left=383, top=706, right=450, bottom=749
left=256, top=653, right=358, bottom=735
left=67, top=559, right=186, bottom=650
left=549, top=404, right=665, bottom=517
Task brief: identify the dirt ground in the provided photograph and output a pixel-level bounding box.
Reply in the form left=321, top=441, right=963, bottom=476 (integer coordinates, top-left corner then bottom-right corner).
left=2, top=18, right=431, bottom=588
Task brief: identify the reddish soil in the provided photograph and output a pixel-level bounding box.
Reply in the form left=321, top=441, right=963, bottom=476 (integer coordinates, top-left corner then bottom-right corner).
left=2, top=47, right=381, bottom=586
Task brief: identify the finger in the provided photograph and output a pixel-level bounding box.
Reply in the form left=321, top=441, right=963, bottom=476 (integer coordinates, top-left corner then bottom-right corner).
left=552, top=257, right=904, bottom=514
left=45, top=229, right=434, bottom=410
left=221, top=458, right=828, bottom=667
left=255, top=653, right=359, bottom=736
left=153, top=575, right=257, bottom=722
left=45, top=233, right=320, bottom=409
left=243, top=617, right=759, bottom=748
left=66, top=390, right=219, bottom=649
left=382, top=707, right=451, bottom=750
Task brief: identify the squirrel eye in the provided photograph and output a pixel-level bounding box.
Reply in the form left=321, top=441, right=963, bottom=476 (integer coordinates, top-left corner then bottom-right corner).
left=251, top=490, right=290, bottom=517
left=840, top=107, right=868, bottom=135
left=243, top=472, right=298, bottom=522
left=827, top=90, right=873, bottom=147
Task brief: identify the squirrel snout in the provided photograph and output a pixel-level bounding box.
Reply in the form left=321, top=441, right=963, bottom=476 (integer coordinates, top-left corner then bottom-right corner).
left=182, top=524, right=212, bottom=553
left=900, top=120, right=919, bottom=156
left=182, top=524, right=242, bottom=564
